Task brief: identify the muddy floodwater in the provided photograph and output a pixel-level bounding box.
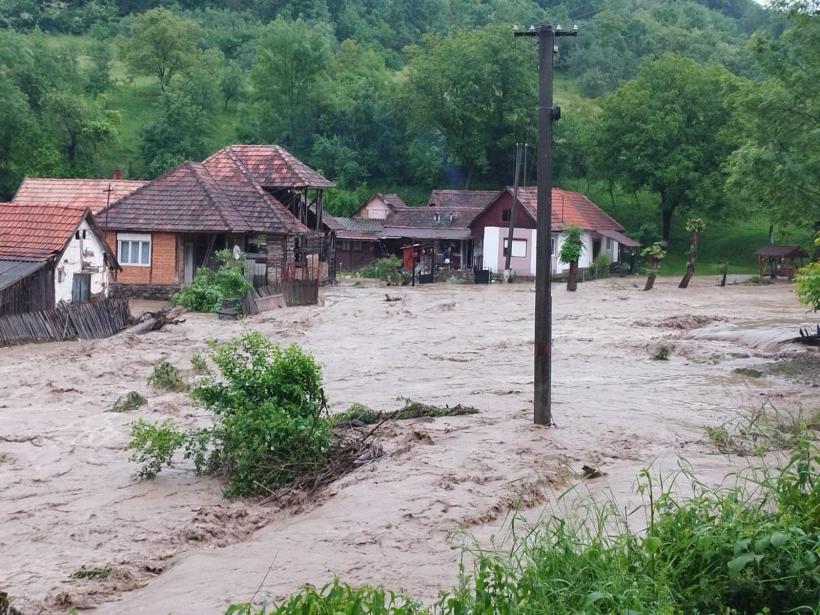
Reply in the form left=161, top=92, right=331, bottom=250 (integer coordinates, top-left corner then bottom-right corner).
left=1, top=276, right=816, bottom=614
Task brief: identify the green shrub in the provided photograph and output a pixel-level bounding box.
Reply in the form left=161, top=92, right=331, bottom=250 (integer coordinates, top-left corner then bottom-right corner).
left=129, top=332, right=332, bottom=496
left=109, top=390, right=146, bottom=412
left=148, top=361, right=187, bottom=391
left=359, top=256, right=407, bottom=285
left=592, top=253, right=611, bottom=278
left=191, top=353, right=209, bottom=373
left=70, top=566, right=111, bottom=580
left=171, top=249, right=251, bottom=312
left=795, top=261, right=820, bottom=312
left=651, top=344, right=670, bottom=360
left=332, top=399, right=479, bottom=426
left=558, top=226, right=583, bottom=265
left=128, top=419, right=187, bottom=479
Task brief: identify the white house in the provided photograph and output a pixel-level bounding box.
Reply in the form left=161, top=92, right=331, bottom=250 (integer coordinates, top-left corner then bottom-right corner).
left=470, top=186, right=639, bottom=276
left=0, top=204, right=120, bottom=315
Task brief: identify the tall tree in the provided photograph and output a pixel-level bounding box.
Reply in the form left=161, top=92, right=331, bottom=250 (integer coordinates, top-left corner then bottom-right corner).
left=589, top=53, right=739, bottom=242
left=122, top=7, right=200, bottom=92
left=726, top=5, right=820, bottom=233
left=403, top=25, right=536, bottom=188
left=249, top=16, right=332, bottom=154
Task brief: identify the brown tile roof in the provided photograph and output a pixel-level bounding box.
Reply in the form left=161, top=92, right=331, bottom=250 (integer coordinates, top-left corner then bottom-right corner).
left=13, top=178, right=147, bottom=214
left=511, top=187, right=624, bottom=231
left=383, top=193, right=408, bottom=209
left=755, top=245, right=808, bottom=258
left=100, top=161, right=310, bottom=235
left=0, top=203, right=88, bottom=261
left=204, top=145, right=335, bottom=189
left=427, top=190, right=498, bottom=210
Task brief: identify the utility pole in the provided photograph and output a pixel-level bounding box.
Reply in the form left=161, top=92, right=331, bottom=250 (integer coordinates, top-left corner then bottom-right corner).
left=504, top=142, right=523, bottom=277
left=515, top=23, right=576, bottom=426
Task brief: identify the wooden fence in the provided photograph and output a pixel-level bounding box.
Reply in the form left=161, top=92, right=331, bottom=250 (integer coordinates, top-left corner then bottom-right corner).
left=0, top=297, right=130, bottom=347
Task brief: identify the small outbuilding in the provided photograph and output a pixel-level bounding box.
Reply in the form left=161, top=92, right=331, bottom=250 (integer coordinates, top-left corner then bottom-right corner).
left=0, top=204, right=120, bottom=316
left=755, top=245, right=808, bottom=280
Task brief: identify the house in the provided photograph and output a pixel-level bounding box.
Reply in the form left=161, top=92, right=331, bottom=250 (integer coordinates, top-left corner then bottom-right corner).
left=470, top=186, right=639, bottom=276
left=352, top=193, right=408, bottom=220
left=347, top=190, right=497, bottom=273
left=204, top=145, right=337, bottom=278
left=0, top=204, right=119, bottom=315
left=99, top=160, right=313, bottom=299
left=13, top=176, right=147, bottom=213
left=329, top=216, right=385, bottom=271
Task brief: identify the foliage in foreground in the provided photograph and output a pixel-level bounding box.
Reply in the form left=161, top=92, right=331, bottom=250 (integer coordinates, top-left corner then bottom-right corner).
left=147, top=361, right=187, bottom=392
left=128, top=332, right=331, bottom=496
left=171, top=249, right=251, bottom=313
left=230, top=438, right=818, bottom=615
left=795, top=259, right=820, bottom=312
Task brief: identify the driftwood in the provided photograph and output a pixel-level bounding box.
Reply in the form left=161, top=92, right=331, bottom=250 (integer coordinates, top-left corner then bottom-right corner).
left=791, top=324, right=820, bottom=347
left=124, top=306, right=185, bottom=335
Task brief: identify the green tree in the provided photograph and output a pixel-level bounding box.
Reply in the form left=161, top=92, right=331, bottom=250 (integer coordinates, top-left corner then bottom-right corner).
left=403, top=24, right=536, bottom=188
left=725, top=7, right=820, bottom=233
left=558, top=226, right=584, bottom=291
left=140, top=90, right=210, bottom=177
left=249, top=16, right=332, bottom=153
left=589, top=53, right=739, bottom=242
left=44, top=91, right=119, bottom=173
left=122, top=7, right=200, bottom=92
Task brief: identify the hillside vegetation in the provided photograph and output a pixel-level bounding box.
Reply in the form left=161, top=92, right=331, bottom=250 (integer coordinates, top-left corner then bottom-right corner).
left=0, top=0, right=816, bottom=269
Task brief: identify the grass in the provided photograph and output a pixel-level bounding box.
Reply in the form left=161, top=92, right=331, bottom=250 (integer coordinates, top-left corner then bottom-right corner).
left=332, top=399, right=479, bottom=426
left=228, top=435, right=819, bottom=615
left=108, top=390, right=146, bottom=413
left=70, top=566, right=110, bottom=580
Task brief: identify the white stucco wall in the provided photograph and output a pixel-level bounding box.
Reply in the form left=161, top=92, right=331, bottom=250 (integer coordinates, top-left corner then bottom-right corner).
left=358, top=197, right=391, bottom=220
left=54, top=219, right=111, bottom=303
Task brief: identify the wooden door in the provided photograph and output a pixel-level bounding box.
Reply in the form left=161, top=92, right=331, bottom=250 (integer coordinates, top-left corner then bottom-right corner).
left=72, top=273, right=91, bottom=302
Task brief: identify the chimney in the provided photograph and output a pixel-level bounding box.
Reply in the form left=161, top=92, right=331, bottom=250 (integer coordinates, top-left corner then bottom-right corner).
left=111, top=169, right=123, bottom=180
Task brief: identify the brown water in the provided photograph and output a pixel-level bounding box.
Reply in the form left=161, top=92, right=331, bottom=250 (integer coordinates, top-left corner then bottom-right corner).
left=0, top=276, right=815, bottom=614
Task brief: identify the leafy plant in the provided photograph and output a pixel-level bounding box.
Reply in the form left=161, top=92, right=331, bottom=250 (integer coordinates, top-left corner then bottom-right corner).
left=148, top=361, right=187, bottom=392
left=129, top=333, right=332, bottom=497
left=359, top=256, right=407, bottom=285
left=795, top=261, right=820, bottom=312
left=641, top=242, right=667, bottom=269
left=592, top=253, right=610, bottom=279
left=128, top=419, right=187, bottom=479
left=557, top=226, right=584, bottom=264
left=70, top=566, right=111, bottom=580
left=171, top=249, right=251, bottom=313
left=191, top=353, right=209, bottom=373
left=651, top=344, right=670, bottom=361
left=109, top=390, right=146, bottom=413
left=332, top=399, right=479, bottom=426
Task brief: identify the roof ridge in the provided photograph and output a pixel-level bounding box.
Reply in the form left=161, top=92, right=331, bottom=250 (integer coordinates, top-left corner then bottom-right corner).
left=274, top=145, right=311, bottom=185
left=187, top=162, right=251, bottom=232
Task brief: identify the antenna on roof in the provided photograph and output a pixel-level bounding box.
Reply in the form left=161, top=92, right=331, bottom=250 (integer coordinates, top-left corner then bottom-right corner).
left=103, top=182, right=114, bottom=239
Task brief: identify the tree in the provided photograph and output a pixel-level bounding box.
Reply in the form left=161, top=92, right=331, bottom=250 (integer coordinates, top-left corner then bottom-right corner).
left=403, top=25, right=536, bottom=188
left=140, top=91, right=210, bottom=177
left=641, top=242, right=667, bottom=291
left=725, top=8, right=820, bottom=234
left=589, top=53, right=739, bottom=243
left=678, top=217, right=705, bottom=288
left=122, top=7, right=200, bottom=92
left=558, top=226, right=584, bottom=292
left=250, top=16, right=332, bottom=154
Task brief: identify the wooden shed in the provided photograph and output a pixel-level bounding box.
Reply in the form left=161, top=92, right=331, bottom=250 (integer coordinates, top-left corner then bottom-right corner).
left=755, top=245, right=808, bottom=280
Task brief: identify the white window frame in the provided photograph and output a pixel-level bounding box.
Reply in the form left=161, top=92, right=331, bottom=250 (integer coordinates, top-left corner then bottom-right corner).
left=117, top=233, right=152, bottom=267
left=503, top=238, right=527, bottom=258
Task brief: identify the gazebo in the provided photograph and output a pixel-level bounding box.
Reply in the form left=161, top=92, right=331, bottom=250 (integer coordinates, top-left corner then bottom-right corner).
left=755, top=245, right=808, bottom=280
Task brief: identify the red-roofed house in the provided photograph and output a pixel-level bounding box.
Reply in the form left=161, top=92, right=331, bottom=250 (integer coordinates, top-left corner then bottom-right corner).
left=470, top=186, right=639, bottom=276
left=13, top=177, right=148, bottom=214
left=0, top=204, right=119, bottom=315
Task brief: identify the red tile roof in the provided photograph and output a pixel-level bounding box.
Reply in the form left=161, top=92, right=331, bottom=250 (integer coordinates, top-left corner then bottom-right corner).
left=101, top=161, right=310, bottom=235
left=13, top=178, right=147, bottom=214
left=428, top=190, right=498, bottom=210
left=0, top=203, right=88, bottom=261
left=513, top=187, right=624, bottom=231
left=204, top=145, right=335, bottom=189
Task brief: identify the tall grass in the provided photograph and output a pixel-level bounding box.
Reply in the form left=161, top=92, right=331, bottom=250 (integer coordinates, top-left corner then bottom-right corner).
left=229, top=437, right=819, bottom=614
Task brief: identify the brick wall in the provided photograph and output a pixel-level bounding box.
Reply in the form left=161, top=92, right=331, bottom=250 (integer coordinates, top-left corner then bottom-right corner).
left=106, top=232, right=180, bottom=285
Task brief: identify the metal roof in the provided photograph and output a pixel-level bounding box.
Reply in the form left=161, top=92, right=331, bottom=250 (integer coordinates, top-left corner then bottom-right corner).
left=0, top=260, right=48, bottom=292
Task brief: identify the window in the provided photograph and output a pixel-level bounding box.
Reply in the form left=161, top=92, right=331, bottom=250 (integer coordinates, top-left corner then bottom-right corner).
left=433, top=212, right=440, bottom=222
left=502, top=208, right=512, bottom=222
left=341, top=240, right=362, bottom=251
left=503, top=238, right=527, bottom=258
left=606, top=237, right=612, bottom=250
left=118, top=233, right=151, bottom=266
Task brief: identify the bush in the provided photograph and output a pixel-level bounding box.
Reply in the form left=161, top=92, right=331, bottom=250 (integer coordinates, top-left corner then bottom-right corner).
left=651, top=344, right=670, bottom=360
left=148, top=361, right=187, bottom=392
left=171, top=249, right=251, bottom=312
left=128, top=419, right=187, bottom=479
left=128, top=332, right=332, bottom=497
left=795, top=261, right=820, bottom=312
left=592, top=253, right=610, bottom=279
left=359, top=256, right=407, bottom=285
left=109, top=390, right=146, bottom=412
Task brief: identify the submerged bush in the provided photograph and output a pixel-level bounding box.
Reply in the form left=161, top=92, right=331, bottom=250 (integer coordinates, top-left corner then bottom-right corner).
left=148, top=361, right=187, bottom=391
left=109, top=390, right=146, bottom=412
left=171, top=249, right=251, bottom=312
left=359, top=256, right=407, bottom=285
left=128, top=332, right=331, bottom=496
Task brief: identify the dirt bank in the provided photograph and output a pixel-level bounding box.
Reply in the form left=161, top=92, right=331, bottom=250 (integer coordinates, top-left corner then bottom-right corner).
left=0, top=276, right=815, bottom=614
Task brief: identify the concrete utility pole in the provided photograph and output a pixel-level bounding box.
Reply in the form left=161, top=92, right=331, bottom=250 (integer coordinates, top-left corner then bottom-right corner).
left=515, top=23, right=576, bottom=426
left=503, top=142, right=523, bottom=277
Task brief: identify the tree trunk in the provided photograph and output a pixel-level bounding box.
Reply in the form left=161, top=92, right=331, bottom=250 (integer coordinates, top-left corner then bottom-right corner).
left=720, top=263, right=728, bottom=287
left=678, top=228, right=698, bottom=289
left=608, top=180, right=615, bottom=207
left=463, top=167, right=473, bottom=190
left=567, top=259, right=578, bottom=291
left=768, top=223, right=774, bottom=244
left=661, top=203, right=674, bottom=244
left=644, top=271, right=656, bottom=291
